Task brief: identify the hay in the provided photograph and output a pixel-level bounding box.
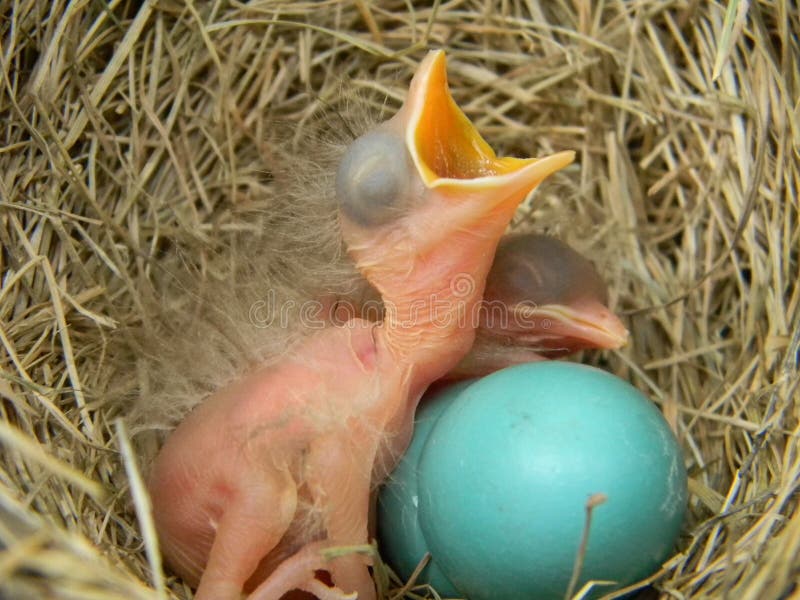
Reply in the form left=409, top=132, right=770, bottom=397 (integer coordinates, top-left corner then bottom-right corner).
left=0, top=0, right=797, bottom=598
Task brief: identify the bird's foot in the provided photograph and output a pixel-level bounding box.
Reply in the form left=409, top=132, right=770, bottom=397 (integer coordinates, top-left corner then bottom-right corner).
left=247, top=542, right=368, bottom=600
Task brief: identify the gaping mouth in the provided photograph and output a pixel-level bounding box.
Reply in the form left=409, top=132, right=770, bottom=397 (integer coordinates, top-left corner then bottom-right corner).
left=405, top=50, right=575, bottom=190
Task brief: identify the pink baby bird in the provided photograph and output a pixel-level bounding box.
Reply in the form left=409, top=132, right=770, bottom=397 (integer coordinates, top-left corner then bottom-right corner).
left=147, top=51, right=576, bottom=599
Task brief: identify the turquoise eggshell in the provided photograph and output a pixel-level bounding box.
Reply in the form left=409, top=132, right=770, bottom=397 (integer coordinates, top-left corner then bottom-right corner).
left=377, top=382, right=469, bottom=597
left=417, top=362, right=687, bottom=600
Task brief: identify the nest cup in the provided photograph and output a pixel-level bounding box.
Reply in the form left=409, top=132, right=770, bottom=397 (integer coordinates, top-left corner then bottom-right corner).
left=0, top=2, right=797, bottom=599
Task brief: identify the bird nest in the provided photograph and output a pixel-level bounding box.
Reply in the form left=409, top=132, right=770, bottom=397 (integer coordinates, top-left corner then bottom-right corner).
left=1, top=1, right=798, bottom=599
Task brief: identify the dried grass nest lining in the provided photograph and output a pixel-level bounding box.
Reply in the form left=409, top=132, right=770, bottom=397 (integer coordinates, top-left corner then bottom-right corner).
left=0, top=1, right=798, bottom=599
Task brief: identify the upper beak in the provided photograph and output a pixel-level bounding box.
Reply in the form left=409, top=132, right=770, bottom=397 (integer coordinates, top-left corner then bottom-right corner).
left=402, top=50, right=574, bottom=204
left=513, top=299, right=630, bottom=354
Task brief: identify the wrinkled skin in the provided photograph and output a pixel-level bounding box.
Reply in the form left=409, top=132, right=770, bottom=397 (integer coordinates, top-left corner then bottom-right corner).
left=148, top=51, right=586, bottom=599
left=324, top=232, right=628, bottom=378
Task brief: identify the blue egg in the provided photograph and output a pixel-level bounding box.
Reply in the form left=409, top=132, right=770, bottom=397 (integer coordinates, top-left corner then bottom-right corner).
left=377, top=382, right=469, bottom=597
left=378, top=362, right=687, bottom=600
left=419, top=363, right=687, bottom=599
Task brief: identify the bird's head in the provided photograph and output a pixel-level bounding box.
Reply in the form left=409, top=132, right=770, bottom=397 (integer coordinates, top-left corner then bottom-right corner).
left=481, top=234, right=629, bottom=356
left=335, top=50, right=574, bottom=314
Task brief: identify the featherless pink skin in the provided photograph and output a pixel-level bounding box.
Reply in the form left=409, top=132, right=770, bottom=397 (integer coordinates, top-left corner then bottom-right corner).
left=147, top=50, right=575, bottom=600
left=324, top=232, right=629, bottom=378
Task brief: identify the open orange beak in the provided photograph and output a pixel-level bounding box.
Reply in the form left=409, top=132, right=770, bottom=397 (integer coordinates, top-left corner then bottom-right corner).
left=336, top=51, right=578, bottom=301
left=403, top=50, right=574, bottom=202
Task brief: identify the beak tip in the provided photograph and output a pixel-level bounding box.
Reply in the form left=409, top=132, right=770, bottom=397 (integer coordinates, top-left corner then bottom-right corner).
left=603, top=320, right=630, bottom=349
left=595, top=308, right=630, bottom=349
left=613, top=329, right=631, bottom=348
left=420, top=49, right=447, bottom=78
left=555, top=150, right=577, bottom=169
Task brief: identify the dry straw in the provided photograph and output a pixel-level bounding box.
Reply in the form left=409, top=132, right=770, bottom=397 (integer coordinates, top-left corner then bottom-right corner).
left=1, top=1, right=798, bottom=599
